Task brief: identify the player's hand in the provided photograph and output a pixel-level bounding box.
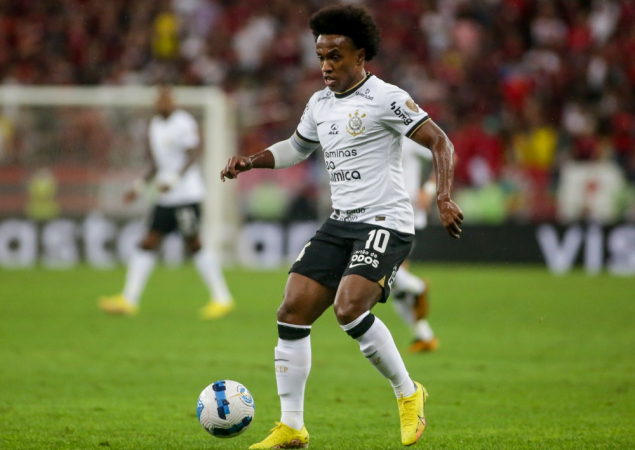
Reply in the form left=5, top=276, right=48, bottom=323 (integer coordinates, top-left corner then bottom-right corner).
left=438, top=199, right=463, bottom=239
left=123, top=189, right=138, bottom=204
left=220, top=156, right=252, bottom=181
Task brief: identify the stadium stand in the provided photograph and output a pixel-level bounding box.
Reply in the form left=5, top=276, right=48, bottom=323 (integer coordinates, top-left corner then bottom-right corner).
left=0, top=0, right=633, bottom=224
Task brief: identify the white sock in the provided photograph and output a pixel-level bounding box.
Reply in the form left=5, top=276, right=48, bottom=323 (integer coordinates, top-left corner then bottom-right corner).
left=122, top=249, right=157, bottom=305
left=193, top=248, right=232, bottom=304
left=276, top=334, right=311, bottom=430
left=342, top=312, right=416, bottom=398
left=415, top=319, right=435, bottom=342
left=393, top=267, right=425, bottom=295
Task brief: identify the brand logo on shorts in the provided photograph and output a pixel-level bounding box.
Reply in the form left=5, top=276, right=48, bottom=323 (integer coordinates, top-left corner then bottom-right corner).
left=296, top=242, right=311, bottom=262
left=349, top=249, right=379, bottom=269
left=388, top=264, right=399, bottom=287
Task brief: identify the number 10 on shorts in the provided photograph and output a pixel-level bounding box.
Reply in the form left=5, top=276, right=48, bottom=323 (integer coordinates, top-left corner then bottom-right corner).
left=365, top=229, right=390, bottom=253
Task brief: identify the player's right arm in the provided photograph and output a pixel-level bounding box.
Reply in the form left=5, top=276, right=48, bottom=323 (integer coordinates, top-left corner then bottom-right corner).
left=221, top=94, right=320, bottom=181
left=220, top=134, right=320, bottom=181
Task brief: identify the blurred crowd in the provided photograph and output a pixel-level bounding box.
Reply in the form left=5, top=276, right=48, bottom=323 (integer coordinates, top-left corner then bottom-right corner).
left=1, top=0, right=634, bottom=223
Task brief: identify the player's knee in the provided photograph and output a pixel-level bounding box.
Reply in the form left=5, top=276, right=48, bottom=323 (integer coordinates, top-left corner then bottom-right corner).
left=276, top=302, right=296, bottom=324
left=333, top=299, right=367, bottom=326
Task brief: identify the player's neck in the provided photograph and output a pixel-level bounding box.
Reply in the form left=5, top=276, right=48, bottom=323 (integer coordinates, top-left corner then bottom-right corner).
left=336, top=70, right=367, bottom=95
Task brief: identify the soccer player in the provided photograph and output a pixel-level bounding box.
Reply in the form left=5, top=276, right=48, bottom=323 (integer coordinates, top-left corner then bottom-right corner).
left=99, top=86, right=233, bottom=319
left=221, top=6, right=463, bottom=448
left=392, top=138, right=440, bottom=352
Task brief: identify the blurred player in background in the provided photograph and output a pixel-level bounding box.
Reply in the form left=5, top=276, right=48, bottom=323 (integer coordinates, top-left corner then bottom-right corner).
left=392, top=138, right=439, bottom=352
left=221, top=5, right=462, bottom=448
left=99, top=86, right=233, bottom=319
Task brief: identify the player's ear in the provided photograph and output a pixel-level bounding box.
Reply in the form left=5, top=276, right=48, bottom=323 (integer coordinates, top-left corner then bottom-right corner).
left=356, top=49, right=366, bottom=65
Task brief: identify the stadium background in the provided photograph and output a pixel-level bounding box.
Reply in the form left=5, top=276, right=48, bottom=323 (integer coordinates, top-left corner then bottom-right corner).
left=1, top=1, right=634, bottom=449
left=0, top=0, right=634, bottom=272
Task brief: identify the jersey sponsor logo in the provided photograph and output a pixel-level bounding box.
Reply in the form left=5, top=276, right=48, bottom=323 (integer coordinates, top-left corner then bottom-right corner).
left=348, top=249, right=380, bottom=268
left=330, top=170, right=361, bottom=182
left=329, top=123, right=339, bottom=135
left=324, top=149, right=357, bottom=159
left=346, top=110, right=366, bottom=137
left=406, top=98, right=419, bottom=113
left=355, top=88, right=374, bottom=100
left=390, top=101, right=414, bottom=126
left=317, top=91, right=333, bottom=102
left=346, top=207, right=366, bottom=215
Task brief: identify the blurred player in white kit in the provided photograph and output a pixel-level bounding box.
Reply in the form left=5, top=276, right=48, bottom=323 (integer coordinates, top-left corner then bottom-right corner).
left=99, top=86, right=233, bottom=319
left=392, top=138, right=439, bottom=352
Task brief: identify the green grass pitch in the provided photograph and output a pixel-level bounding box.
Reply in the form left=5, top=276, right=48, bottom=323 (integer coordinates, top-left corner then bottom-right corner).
left=1, top=264, right=634, bottom=449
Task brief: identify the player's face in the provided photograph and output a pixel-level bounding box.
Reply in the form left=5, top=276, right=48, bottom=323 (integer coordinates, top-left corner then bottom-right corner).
left=316, top=35, right=365, bottom=93
left=156, top=88, right=175, bottom=118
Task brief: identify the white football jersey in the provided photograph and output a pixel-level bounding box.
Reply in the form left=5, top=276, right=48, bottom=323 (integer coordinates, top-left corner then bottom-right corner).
left=296, top=73, right=430, bottom=234
left=148, top=109, right=205, bottom=206
left=402, top=138, right=433, bottom=229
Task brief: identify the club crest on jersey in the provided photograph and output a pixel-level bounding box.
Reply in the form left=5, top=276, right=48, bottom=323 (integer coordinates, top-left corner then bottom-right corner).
left=346, top=110, right=366, bottom=137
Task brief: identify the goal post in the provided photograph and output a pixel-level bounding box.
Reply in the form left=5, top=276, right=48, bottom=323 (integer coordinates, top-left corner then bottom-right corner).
left=0, top=85, right=237, bottom=259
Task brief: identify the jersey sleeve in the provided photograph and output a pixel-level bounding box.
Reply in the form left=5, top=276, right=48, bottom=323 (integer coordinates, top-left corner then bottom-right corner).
left=377, top=84, right=430, bottom=138
left=294, top=92, right=320, bottom=145
left=178, top=111, right=201, bottom=148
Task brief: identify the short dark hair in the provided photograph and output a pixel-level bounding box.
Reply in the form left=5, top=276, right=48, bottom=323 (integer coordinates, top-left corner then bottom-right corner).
left=309, top=5, right=381, bottom=61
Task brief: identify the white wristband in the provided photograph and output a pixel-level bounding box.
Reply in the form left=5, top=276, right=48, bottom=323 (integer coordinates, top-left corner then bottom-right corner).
left=163, top=173, right=181, bottom=188
left=132, top=178, right=146, bottom=194
left=423, top=180, right=436, bottom=197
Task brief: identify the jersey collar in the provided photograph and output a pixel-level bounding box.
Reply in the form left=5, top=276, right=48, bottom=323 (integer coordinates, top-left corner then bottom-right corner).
left=333, top=73, right=373, bottom=99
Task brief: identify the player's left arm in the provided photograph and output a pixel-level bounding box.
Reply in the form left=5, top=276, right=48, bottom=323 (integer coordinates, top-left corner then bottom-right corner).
left=410, top=120, right=463, bottom=239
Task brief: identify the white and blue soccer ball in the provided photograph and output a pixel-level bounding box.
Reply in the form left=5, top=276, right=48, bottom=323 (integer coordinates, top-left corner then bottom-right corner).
left=197, top=380, right=255, bottom=438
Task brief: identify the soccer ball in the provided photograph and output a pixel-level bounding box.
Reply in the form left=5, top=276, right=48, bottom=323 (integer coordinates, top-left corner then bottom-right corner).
left=197, top=380, right=255, bottom=438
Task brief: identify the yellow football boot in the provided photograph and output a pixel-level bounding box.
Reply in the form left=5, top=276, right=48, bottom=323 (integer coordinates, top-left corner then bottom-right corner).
left=249, top=422, right=309, bottom=449
left=409, top=337, right=440, bottom=353
left=199, top=300, right=234, bottom=320
left=398, top=381, right=428, bottom=446
left=99, top=294, right=138, bottom=316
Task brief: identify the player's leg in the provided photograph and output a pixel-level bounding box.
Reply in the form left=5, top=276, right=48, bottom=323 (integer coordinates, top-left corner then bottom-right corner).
left=251, top=229, right=346, bottom=450
left=178, top=204, right=234, bottom=319
left=392, top=260, right=418, bottom=325
left=250, top=274, right=335, bottom=450
left=335, top=275, right=416, bottom=397
left=276, top=274, right=335, bottom=426
left=392, top=261, right=438, bottom=352
left=337, top=227, right=427, bottom=445
left=99, top=227, right=163, bottom=315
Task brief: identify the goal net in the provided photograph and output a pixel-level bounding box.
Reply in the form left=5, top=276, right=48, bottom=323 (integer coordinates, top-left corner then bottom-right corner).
left=0, top=86, right=237, bottom=267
